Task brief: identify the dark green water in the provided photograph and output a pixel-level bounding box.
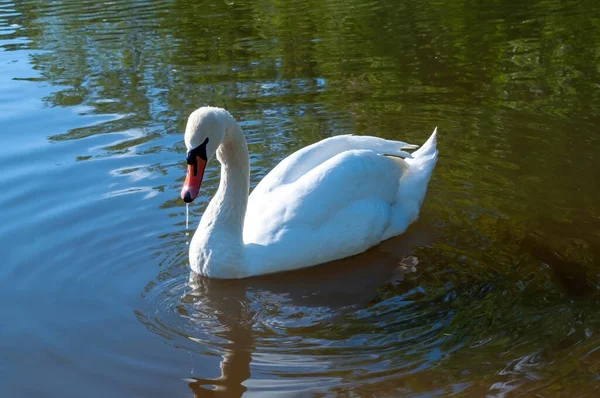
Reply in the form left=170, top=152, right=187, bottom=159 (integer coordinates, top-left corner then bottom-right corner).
left=1, top=0, right=599, bottom=396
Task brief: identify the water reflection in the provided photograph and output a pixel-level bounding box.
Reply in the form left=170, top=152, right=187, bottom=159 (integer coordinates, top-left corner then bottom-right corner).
left=138, top=201, right=600, bottom=395
left=185, top=277, right=253, bottom=397
left=2, top=0, right=600, bottom=395
left=140, top=221, right=436, bottom=394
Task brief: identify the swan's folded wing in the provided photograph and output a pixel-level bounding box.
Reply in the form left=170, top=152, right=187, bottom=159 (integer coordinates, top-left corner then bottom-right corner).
left=250, top=135, right=416, bottom=199
left=243, top=150, right=407, bottom=275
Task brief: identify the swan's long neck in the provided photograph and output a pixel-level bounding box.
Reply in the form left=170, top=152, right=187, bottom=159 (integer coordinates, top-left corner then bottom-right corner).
left=192, top=117, right=250, bottom=278
left=210, top=123, right=250, bottom=235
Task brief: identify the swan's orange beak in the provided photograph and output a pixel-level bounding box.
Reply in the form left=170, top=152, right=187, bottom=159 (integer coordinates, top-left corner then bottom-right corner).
left=181, top=156, right=206, bottom=203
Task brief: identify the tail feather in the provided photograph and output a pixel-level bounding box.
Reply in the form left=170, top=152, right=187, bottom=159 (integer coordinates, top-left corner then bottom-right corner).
left=382, top=127, right=438, bottom=240
left=411, top=127, right=437, bottom=159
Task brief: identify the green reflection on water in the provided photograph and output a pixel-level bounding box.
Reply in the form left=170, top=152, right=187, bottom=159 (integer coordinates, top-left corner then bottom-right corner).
left=8, top=0, right=600, bottom=395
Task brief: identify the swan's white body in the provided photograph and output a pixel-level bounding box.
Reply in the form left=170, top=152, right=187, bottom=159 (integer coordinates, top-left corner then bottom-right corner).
left=184, top=107, right=438, bottom=279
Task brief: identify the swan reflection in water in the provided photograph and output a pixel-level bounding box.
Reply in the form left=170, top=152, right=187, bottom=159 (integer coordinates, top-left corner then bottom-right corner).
left=185, top=276, right=254, bottom=397
left=142, top=220, right=433, bottom=396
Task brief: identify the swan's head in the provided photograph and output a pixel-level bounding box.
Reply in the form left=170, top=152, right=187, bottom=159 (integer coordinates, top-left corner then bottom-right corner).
left=180, top=107, right=227, bottom=203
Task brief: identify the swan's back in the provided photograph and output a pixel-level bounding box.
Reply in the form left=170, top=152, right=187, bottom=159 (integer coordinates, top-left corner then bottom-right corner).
left=250, top=135, right=417, bottom=197
left=243, top=130, right=438, bottom=276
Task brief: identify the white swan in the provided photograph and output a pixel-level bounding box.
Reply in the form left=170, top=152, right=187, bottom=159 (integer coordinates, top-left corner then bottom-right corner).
left=181, top=107, right=438, bottom=279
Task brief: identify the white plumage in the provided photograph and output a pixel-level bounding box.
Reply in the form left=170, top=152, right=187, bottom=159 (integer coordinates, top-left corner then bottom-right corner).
left=182, top=107, right=438, bottom=279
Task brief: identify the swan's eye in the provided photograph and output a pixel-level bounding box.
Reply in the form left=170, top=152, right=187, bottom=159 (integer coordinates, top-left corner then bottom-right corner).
left=186, top=137, right=210, bottom=174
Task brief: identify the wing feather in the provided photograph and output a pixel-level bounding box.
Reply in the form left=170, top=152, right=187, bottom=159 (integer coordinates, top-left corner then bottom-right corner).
left=244, top=149, right=405, bottom=247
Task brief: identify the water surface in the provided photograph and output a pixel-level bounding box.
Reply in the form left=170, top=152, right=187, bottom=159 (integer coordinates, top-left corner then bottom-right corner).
left=1, top=0, right=599, bottom=396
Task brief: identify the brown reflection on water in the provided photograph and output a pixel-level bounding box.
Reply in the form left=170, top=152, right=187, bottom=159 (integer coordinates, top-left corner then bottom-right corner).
left=142, top=221, right=434, bottom=395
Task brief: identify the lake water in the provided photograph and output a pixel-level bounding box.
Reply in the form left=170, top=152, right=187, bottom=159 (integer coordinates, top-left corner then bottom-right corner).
left=1, top=0, right=599, bottom=396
